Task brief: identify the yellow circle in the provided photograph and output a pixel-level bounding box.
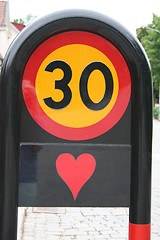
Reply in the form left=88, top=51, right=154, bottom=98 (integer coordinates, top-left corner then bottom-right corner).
left=36, top=44, right=119, bottom=128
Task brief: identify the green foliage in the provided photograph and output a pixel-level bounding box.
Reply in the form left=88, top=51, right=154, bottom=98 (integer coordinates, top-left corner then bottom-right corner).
left=13, top=18, right=25, bottom=24
left=153, top=106, right=159, bottom=119
left=25, top=13, right=37, bottom=24
left=136, top=27, right=148, bottom=42
left=136, top=14, right=160, bottom=92
left=13, top=13, right=37, bottom=26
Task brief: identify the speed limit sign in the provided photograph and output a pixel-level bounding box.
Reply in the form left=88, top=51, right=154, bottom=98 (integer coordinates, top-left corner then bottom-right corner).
left=19, top=15, right=133, bottom=209
left=0, top=10, right=152, bottom=240
left=23, top=31, right=131, bottom=140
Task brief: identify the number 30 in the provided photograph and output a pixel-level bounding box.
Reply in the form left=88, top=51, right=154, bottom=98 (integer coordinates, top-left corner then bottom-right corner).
left=44, top=60, right=113, bottom=111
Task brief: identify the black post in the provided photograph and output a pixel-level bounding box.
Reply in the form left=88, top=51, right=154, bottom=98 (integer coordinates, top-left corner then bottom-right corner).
left=0, top=10, right=152, bottom=240
left=129, top=47, right=152, bottom=239
left=0, top=48, right=21, bottom=239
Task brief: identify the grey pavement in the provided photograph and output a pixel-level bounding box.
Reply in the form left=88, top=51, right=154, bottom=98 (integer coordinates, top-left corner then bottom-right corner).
left=18, top=119, right=160, bottom=240
left=151, top=119, right=160, bottom=240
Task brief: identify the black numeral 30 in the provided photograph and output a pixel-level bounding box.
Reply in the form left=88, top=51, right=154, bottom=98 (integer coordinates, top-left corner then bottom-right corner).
left=43, top=60, right=113, bottom=111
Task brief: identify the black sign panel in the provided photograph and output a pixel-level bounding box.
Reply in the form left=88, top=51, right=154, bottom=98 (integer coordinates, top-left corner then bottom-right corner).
left=19, top=28, right=131, bottom=206
left=19, top=144, right=131, bottom=207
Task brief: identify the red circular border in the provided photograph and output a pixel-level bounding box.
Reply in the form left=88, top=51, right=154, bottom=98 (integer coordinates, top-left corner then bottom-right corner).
left=22, top=31, right=131, bottom=140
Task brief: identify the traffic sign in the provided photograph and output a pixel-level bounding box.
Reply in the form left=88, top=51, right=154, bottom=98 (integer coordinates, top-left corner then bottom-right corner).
left=0, top=10, right=152, bottom=240
left=23, top=31, right=131, bottom=140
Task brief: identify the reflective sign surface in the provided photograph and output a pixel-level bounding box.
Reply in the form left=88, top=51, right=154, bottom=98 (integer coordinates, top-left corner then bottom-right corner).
left=19, top=144, right=131, bottom=206
left=22, top=31, right=131, bottom=140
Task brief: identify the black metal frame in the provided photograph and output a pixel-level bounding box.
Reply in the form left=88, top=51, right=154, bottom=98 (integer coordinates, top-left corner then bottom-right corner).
left=0, top=10, right=152, bottom=240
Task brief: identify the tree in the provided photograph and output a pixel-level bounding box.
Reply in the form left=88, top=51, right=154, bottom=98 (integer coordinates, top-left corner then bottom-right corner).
left=13, top=13, right=37, bottom=25
left=137, top=14, right=160, bottom=119
left=136, top=27, right=148, bottom=42
left=25, top=13, right=37, bottom=24
left=13, top=18, right=25, bottom=25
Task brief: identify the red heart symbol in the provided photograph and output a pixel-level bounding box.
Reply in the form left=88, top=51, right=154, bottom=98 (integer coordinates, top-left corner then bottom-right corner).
left=56, top=153, right=96, bottom=200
